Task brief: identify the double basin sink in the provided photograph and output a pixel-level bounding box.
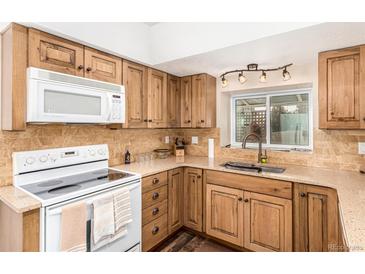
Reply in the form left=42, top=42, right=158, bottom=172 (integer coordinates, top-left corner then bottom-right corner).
left=223, top=161, right=286, bottom=174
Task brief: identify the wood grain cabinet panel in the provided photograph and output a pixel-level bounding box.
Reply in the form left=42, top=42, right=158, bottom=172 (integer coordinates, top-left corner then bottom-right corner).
left=142, top=214, right=168, bottom=251
left=206, top=184, right=244, bottom=246
left=243, top=192, right=292, bottom=252
left=28, top=28, right=84, bottom=77
left=84, top=47, right=122, bottom=84
left=183, top=168, right=203, bottom=232
left=147, top=69, right=168, bottom=128
left=123, top=61, right=148, bottom=128
left=294, top=184, right=340, bottom=251
left=168, top=168, right=184, bottom=234
left=191, top=74, right=216, bottom=128
left=319, top=46, right=365, bottom=129
left=180, top=76, right=192, bottom=127
left=167, top=75, right=181, bottom=128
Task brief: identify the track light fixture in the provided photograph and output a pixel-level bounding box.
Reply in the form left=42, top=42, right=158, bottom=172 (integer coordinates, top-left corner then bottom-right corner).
left=220, top=63, right=293, bottom=87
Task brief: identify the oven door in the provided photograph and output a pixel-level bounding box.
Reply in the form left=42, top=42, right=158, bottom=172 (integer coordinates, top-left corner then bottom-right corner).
left=27, top=79, right=111, bottom=123
left=42, top=180, right=141, bottom=252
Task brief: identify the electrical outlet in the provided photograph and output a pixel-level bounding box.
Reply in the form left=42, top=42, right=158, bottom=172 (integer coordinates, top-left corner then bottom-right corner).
left=165, top=136, right=170, bottom=144
left=359, top=142, right=365, bottom=154
left=192, top=136, right=198, bottom=145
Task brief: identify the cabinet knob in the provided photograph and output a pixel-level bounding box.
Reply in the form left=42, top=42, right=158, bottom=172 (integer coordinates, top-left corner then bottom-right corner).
left=143, top=119, right=148, bottom=122
left=148, top=119, right=152, bottom=122
left=363, top=117, right=365, bottom=122
left=201, top=120, right=205, bottom=123
left=77, top=65, right=84, bottom=70
left=152, top=192, right=159, bottom=200
left=300, top=192, right=306, bottom=197
left=197, top=175, right=201, bottom=179
left=244, top=199, right=249, bottom=203
left=238, top=197, right=243, bottom=201
left=330, top=112, right=334, bottom=115
left=152, top=226, right=160, bottom=235
left=152, top=178, right=159, bottom=185
left=86, top=67, right=92, bottom=72
left=152, top=207, right=159, bottom=215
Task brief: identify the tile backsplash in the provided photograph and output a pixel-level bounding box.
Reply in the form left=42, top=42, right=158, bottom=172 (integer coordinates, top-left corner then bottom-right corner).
left=0, top=126, right=364, bottom=186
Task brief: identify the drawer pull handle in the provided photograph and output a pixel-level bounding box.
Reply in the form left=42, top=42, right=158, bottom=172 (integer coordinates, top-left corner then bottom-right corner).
left=152, top=226, right=160, bottom=235
left=152, top=192, right=159, bottom=200
left=152, top=208, right=159, bottom=215
left=86, top=67, right=92, bottom=72
left=77, top=65, right=84, bottom=70
left=152, top=178, right=159, bottom=185
left=244, top=199, right=249, bottom=203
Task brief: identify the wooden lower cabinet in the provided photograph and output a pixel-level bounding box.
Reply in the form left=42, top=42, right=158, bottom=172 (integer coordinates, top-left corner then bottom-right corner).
left=206, top=184, right=244, bottom=246
left=183, top=168, right=203, bottom=232
left=294, top=183, right=340, bottom=251
left=243, top=192, right=292, bottom=252
left=168, top=168, right=184, bottom=234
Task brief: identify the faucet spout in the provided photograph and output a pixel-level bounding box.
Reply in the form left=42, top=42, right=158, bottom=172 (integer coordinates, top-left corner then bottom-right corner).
left=242, top=133, right=263, bottom=163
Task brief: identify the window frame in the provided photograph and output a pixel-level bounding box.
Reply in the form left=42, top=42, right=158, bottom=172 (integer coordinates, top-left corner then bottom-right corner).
left=230, top=88, right=313, bottom=151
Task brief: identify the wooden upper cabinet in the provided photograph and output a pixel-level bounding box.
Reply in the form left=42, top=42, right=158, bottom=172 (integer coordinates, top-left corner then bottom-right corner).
left=206, top=184, right=244, bottom=247
left=84, top=47, right=122, bottom=84
left=147, top=68, right=168, bottom=128
left=294, top=184, right=340, bottom=252
left=243, top=192, right=292, bottom=252
left=168, top=168, right=184, bottom=234
left=28, top=28, right=84, bottom=77
left=123, top=61, right=148, bottom=128
left=319, top=46, right=365, bottom=129
left=1, top=23, right=27, bottom=131
left=167, top=75, right=181, bottom=128
left=180, top=76, right=192, bottom=128
left=191, top=74, right=216, bottom=128
left=183, top=168, right=203, bottom=232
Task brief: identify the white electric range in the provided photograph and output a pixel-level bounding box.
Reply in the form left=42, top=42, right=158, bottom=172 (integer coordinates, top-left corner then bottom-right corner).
left=12, top=144, right=141, bottom=252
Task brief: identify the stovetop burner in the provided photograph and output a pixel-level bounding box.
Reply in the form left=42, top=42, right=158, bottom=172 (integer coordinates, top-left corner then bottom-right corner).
left=48, top=184, right=82, bottom=194
left=38, top=180, right=63, bottom=188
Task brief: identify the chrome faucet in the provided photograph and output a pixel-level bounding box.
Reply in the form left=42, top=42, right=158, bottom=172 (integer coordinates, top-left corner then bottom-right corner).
left=242, top=133, right=263, bottom=164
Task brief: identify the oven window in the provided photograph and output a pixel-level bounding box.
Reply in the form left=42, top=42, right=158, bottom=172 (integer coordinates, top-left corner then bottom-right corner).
left=44, top=90, right=101, bottom=115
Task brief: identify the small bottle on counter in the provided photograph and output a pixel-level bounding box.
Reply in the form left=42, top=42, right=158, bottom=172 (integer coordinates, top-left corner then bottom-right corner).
left=124, top=149, right=131, bottom=164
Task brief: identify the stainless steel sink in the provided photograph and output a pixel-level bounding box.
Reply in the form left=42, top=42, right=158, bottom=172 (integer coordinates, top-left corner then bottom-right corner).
left=222, top=161, right=286, bottom=173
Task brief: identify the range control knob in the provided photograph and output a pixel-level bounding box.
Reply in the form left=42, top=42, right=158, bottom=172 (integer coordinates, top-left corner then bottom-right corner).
left=39, top=155, right=48, bottom=163
left=97, top=148, right=105, bottom=155
left=25, top=157, right=36, bottom=165
left=89, top=149, right=96, bottom=156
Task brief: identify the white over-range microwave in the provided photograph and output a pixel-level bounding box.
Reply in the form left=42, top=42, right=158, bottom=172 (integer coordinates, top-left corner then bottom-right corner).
left=27, top=67, right=125, bottom=124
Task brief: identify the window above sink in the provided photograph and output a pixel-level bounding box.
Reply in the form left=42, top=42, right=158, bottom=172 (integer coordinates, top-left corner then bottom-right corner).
left=230, top=88, right=313, bottom=151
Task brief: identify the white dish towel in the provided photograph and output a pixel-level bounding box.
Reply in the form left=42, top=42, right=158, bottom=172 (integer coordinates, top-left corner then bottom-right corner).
left=92, top=194, right=115, bottom=245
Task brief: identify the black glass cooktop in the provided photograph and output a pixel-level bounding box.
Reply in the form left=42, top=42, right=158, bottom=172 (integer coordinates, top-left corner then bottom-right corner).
left=21, top=169, right=133, bottom=200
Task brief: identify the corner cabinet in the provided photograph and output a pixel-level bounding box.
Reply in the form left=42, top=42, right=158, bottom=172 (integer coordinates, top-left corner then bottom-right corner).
left=319, top=46, right=365, bottom=129
left=294, top=183, right=340, bottom=252
left=180, top=76, right=193, bottom=127
left=167, top=75, right=181, bottom=128
left=191, top=74, right=216, bottom=128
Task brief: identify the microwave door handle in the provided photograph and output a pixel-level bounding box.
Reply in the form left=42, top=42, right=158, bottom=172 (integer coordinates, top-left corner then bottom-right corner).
left=106, top=93, right=113, bottom=121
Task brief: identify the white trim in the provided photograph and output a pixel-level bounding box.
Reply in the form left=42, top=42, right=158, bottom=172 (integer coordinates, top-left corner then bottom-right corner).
left=231, top=88, right=313, bottom=151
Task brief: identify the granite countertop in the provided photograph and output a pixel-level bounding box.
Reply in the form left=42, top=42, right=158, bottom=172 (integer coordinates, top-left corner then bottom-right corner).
left=114, top=155, right=365, bottom=251
left=1, top=155, right=364, bottom=251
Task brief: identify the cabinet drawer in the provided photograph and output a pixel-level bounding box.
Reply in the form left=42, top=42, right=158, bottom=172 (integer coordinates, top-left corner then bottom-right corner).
left=142, top=200, right=168, bottom=226
left=142, top=185, right=167, bottom=209
left=142, top=214, right=168, bottom=251
left=205, top=170, right=292, bottom=199
left=142, top=172, right=168, bottom=193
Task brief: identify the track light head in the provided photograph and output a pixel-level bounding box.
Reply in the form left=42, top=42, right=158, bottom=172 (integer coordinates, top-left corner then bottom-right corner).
left=221, top=76, right=228, bottom=87
left=259, top=71, right=267, bottom=83
left=238, top=72, right=247, bottom=84
left=282, top=68, right=291, bottom=81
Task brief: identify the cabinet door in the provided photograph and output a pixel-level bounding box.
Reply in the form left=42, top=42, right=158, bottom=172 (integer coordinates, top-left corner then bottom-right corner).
left=206, top=184, right=244, bottom=246
left=28, top=29, right=84, bottom=77
left=84, top=47, right=122, bottom=84
left=243, top=192, right=292, bottom=252
left=167, top=75, right=181, bottom=128
left=191, top=74, right=216, bottom=128
left=319, top=46, right=365, bottom=129
left=168, top=168, right=184, bottom=234
left=192, top=74, right=207, bottom=128
left=183, top=168, right=203, bottom=232
left=294, top=184, right=339, bottom=252
left=123, top=61, right=148, bottom=128
left=147, top=69, right=168, bottom=128
left=180, top=76, right=192, bottom=127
